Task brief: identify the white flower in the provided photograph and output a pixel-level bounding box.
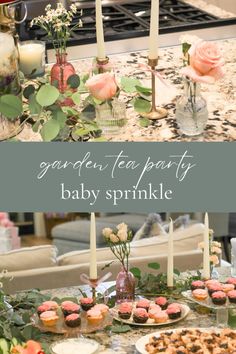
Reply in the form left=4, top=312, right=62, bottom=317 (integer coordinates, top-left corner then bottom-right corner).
left=109, top=233, right=119, bottom=243
left=103, top=227, right=113, bottom=238
left=117, top=229, right=128, bottom=242
left=179, top=35, right=200, bottom=46
left=117, top=223, right=128, bottom=232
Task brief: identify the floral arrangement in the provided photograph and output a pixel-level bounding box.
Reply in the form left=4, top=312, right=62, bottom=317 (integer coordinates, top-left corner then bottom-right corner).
left=102, top=223, right=132, bottom=272
left=0, top=212, right=14, bottom=228
left=180, top=35, right=225, bottom=84
left=31, top=3, right=81, bottom=56
left=198, top=233, right=222, bottom=268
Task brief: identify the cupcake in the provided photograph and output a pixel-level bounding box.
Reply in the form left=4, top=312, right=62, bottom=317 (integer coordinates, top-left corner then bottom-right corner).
left=37, top=304, right=51, bottom=316
left=227, top=290, right=236, bottom=303
left=153, top=311, right=168, bottom=324
left=87, top=309, right=103, bottom=325
left=148, top=305, right=161, bottom=320
left=93, top=304, right=109, bottom=317
left=166, top=303, right=182, bottom=319
left=205, top=279, right=220, bottom=288
left=208, top=283, right=223, bottom=297
left=155, top=297, right=168, bottom=310
left=222, top=283, right=235, bottom=294
left=211, top=291, right=227, bottom=305
left=136, top=299, right=150, bottom=312
left=40, top=310, right=59, bottom=327
left=226, top=278, right=236, bottom=289
left=191, top=280, right=205, bottom=291
left=192, top=289, right=208, bottom=301
left=61, top=301, right=80, bottom=317
left=42, top=301, right=59, bottom=311
left=80, top=297, right=94, bottom=311
left=118, top=303, right=133, bottom=320
left=65, top=313, right=81, bottom=328
left=133, top=308, right=149, bottom=324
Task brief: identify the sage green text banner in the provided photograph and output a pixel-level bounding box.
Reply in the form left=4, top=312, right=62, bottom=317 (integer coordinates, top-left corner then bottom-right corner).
left=0, top=142, right=235, bottom=211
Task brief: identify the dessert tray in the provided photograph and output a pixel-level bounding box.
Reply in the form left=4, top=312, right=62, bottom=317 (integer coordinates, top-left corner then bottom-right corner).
left=182, top=290, right=236, bottom=310
left=112, top=302, right=190, bottom=327
left=135, top=327, right=236, bottom=354
left=31, top=310, right=113, bottom=335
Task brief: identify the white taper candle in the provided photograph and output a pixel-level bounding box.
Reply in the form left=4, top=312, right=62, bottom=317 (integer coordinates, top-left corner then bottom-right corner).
left=167, top=219, right=174, bottom=287
left=96, top=0, right=106, bottom=60
left=89, top=212, right=98, bottom=279
left=148, top=0, right=159, bottom=59
left=203, top=212, right=210, bottom=279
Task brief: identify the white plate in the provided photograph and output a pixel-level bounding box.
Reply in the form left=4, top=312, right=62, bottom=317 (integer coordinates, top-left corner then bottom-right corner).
left=50, top=338, right=99, bottom=354
left=135, top=328, right=235, bottom=354
left=112, top=303, right=190, bottom=327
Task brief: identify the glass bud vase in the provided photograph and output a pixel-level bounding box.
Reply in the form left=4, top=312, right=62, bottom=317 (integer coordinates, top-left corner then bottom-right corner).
left=50, top=53, right=75, bottom=94
left=116, top=267, right=135, bottom=304
left=95, top=99, right=127, bottom=135
left=175, top=79, right=208, bottom=136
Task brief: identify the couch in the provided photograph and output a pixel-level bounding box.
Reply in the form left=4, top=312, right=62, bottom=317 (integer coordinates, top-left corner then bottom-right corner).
left=1, top=223, right=206, bottom=294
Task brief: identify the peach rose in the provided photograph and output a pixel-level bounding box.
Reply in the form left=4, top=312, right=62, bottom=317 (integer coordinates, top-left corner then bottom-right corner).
left=181, top=40, right=224, bottom=84
left=86, top=73, right=117, bottom=101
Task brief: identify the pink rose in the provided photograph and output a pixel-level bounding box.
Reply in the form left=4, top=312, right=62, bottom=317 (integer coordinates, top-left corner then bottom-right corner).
left=0, top=212, right=8, bottom=220
left=0, top=218, right=13, bottom=228
left=181, top=40, right=224, bottom=84
left=86, top=73, right=117, bottom=101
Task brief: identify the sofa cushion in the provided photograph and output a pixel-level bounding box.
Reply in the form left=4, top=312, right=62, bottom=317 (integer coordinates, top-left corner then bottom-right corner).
left=0, top=245, right=58, bottom=272
left=58, top=223, right=205, bottom=266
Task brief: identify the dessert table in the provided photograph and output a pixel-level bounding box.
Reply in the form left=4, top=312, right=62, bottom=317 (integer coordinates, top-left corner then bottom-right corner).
left=18, top=37, right=236, bottom=142
left=35, top=267, right=232, bottom=354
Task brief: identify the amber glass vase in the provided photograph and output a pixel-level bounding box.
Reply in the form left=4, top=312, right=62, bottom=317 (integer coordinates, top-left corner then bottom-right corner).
left=50, top=53, right=75, bottom=93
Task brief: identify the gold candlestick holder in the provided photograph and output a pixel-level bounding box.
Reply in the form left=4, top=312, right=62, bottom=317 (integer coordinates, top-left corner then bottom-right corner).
left=80, top=272, right=112, bottom=302
left=96, top=56, right=110, bottom=74
left=142, top=58, right=168, bottom=120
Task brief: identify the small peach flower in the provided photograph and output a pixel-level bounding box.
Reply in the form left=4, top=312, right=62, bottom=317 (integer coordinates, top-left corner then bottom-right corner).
left=210, top=254, right=219, bottom=265
left=102, top=227, right=113, bottom=238
left=86, top=73, right=117, bottom=101
left=117, top=229, right=128, bottom=242
left=109, top=233, right=119, bottom=243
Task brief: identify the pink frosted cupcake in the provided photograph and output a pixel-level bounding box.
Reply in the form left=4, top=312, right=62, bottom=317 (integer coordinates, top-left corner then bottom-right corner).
left=222, top=283, right=235, bottom=294
left=93, top=304, right=109, bottom=316
left=212, top=291, right=227, bottom=305
left=166, top=304, right=182, bottom=319
left=65, top=313, right=81, bottom=327
left=61, top=301, right=80, bottom=317
left=153, top=311, right=168, bottom=324
left=136, top=299, right=150, bottom=312
left=192, top=289, right=208, bottom=301
left=155, top=297, right=168, bottom=310
left=208, top=283, right=223, bottom=297
left=227, top=290, right=236, bottom=303
left=118, top=303, right=132, bottom=320
left=37, top=304, right=51, bottom=316
left=191, top=280, right=205, bottom=291
left=42, top=301, right=59, bottom=311
left=148, top=305, right=161, bottom=319
left=80, top=298, right=94, bottom=311
left=40, top=310, right=59, bottom=327
left=133, top=308, right=149, bottom=323
left=87, top=309, right=103, bottom=325
left=205, top=279, right=220, bottom=288
left=227, top=278, right=236, bottom=289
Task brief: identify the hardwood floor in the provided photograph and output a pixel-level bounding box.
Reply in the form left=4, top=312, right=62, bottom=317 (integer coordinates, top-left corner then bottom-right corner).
left=21, top=235, right=52, bottom=248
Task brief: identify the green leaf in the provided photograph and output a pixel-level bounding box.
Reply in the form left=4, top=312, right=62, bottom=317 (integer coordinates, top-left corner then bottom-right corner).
left=120, top=77, right=141, bottom=93
left=90, top=136, right=107, bottom=142
left=111, top=324, right=131, bottom=333
left=36, top=84, right=60, bottom=107
left=71, top=91, right=81, bottom=105
left=40, top=119, right=60, bottom=141
left=23, top=85, right=35, bottom=99
left=174, top=268, right=181, bottom=276
left=135, top=85, right=152, bottom=94
left=11, top=313, right=25, bottom=326
left=0, top=95, right=23, bottom=119
left=29, top=94, right=41, bottom=115
left=75, top=128, right=90, bottom=136
left=130, top=267, right=141, bottom=279
left=139, top=117, right=151, bottom=128
left=22, top=324, right=32, bottom=340
left=182, top=42, right=191, bottom=55
left=134, top=98, right=151, bottom=113
left=52, top=110, right=67, bottom=128
left=67, top=74, right=80, bottom=89
left=32, top=120, right=41, bottom=133
left=148, top=262, right=160, bottom=270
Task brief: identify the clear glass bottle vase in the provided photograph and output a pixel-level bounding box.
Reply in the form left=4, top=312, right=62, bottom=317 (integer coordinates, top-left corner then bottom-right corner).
left=175, top=79, right=208, bottom=136
left=116, top=267, right=135, bottom=304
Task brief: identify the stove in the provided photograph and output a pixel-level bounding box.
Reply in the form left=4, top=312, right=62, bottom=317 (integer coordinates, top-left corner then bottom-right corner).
left=17, top=0, right=236, bottom=60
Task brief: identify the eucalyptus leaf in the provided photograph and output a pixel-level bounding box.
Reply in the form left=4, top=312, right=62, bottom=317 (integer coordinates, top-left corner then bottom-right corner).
left=120, top=77, right=141, bottom=93
left=75, top=128, right=90, bottom=136
left=135, top=85, right=152, bottom=94
left=29, top=94, right=41, bottom=115
left=23, top=85, right=35, bottom=99
left=134, top=98, right=151, bottom=113
left=71, top=91, right=81, bottom=105
left=36, top=84, right=60, bottom=107
left=148, top=262, right=160, bottom=270
left=111, top=324, right=131, bottom=333
left=67, top=74, right=80, bottom=89
left=40, top=119, right=60, bottom=141
left=52, top=110, right=67, bottom=128
left=130, top=267, right=141, bottom=279
left=0, top=95, right=23, bottom=119
left=139, top=118, right=151, bottom=128
left=90, top=136, right=106, bottom=142
left=11, top=313, right=25, bottom=326
left=32, top=120, right=41, bottom=133
left=22, top=324, right=32, bottom=340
